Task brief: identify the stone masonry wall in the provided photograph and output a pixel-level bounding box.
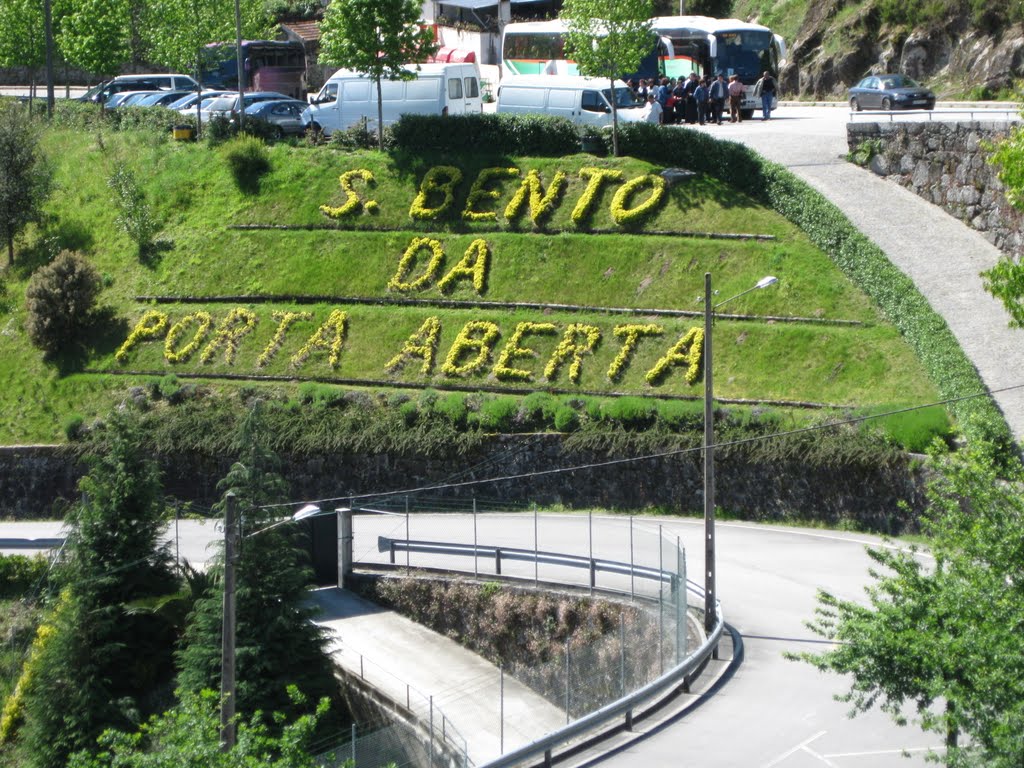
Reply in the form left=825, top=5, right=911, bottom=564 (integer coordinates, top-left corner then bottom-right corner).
left=0, top=436, right=926, bottom=533
left=847, top=121, right=1024, bottom=263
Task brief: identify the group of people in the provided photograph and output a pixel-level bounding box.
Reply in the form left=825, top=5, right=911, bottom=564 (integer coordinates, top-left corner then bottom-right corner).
left=631, top=71, right=777, bottom=126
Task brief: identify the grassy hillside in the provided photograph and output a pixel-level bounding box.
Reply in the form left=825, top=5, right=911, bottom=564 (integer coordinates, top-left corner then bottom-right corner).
left=0, top=128, right=940, bottom=444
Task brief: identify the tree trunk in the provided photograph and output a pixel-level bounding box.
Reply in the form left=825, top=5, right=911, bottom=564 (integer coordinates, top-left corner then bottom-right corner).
left=376, top=76, right=384, bottom=151
left=609, top=75, right=619, bottom=157
left=8, top=236, right=14, bottom=267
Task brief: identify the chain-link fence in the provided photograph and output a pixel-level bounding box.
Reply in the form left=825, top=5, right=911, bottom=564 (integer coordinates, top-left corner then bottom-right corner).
left=341, top=498, right=698, bottom=762
left=315, top=716, right=466, bottom=768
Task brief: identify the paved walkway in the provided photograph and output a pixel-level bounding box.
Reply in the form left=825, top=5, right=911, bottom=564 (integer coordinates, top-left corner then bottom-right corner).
left=695, top=107, right=1024, bottom=443
left=310, top=587, right=566, bottom=766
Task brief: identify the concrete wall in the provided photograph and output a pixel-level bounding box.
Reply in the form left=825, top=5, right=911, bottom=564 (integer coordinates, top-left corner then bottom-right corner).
left=848, top=120, right=1024, bottom=262
left=0, top=436, right=926, bottom=532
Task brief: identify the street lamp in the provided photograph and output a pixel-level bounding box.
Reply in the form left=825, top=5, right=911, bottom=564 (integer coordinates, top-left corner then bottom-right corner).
left=220, top=495, right=322, bottom=751
left=702, top=273, right=778, bottom=636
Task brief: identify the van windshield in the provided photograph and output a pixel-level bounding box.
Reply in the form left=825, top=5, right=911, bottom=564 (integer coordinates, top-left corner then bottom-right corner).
left=603, top=87, right=641, bottom=108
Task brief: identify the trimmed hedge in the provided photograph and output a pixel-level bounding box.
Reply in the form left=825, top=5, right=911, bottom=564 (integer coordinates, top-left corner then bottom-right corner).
left=47, top=100, right=197, bottom=133
left=392, top=112, right=581, bottom=156
left=393, top=115, right=1013, bottom=457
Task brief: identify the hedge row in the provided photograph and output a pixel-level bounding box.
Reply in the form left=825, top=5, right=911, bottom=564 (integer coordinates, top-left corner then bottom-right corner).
left=387, top=116, right=1014, bottom=458
left=391, top=113, right=582, bottom=156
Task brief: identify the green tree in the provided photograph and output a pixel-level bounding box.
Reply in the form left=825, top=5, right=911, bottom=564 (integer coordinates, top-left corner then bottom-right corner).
left=562, top=0, right=654, bottom=157
left=0, top=0, right=45, bottom=109
left=144, top=0, right=272, bottom=134
left=797, top=446, right=1024, bottom=767
left=318, top=0, right=438, bottom=150
left=0, top=101, right=53, bottom=266
left=984, top=126, right=1024, bottom=327
left=58, top=0, right=133, bottom=81
left=176, top=407, right=347, bottom=734
left=15, top=411, right=179, bottom=768
left=66, top=687, right=329, bottom=768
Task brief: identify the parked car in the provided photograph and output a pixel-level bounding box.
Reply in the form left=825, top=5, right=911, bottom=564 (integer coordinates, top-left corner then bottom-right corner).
left=848, top=74, right=936, bottom=111
left=134, top=90, right=193, bottom=108
left=106, top=90, right=160, bottom=108
left=241, top=99, right=310, bottom=137
left=200, top=91, right=292, bottom=122
left=497, top=75, right=645, bottom=127
left=167, top=90, right=232, bottom=112
left=115, top=91, right=164, bottom=108
left=79, top=74, right=198, bottom=104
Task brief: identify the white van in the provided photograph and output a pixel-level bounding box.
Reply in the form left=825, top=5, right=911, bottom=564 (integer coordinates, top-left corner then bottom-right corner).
left=302, top=63, right=483, bottom=136
left=496, top=75, right=646, bottom=127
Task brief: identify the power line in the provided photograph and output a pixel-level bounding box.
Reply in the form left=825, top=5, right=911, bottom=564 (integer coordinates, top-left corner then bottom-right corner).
left=261, top=382, right=1024, bottom=512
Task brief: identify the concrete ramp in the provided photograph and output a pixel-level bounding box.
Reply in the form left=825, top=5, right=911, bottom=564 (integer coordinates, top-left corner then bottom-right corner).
left=310, top=587, right=566, bottom=765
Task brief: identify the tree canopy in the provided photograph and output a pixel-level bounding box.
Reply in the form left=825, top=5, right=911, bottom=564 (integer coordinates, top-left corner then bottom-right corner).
left=562, top=0, right=654, bottom=156
left=317, top=0, right=438, bottom=149
left=0, top=102, right=53, bottom=266
left=798, top=446, right=1024, bottom=767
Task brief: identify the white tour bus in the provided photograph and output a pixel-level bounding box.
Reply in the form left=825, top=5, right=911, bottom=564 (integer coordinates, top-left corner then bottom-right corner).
left=496, top=75, right=646, bottom=127
left=302, top=62, right=483, bottom=136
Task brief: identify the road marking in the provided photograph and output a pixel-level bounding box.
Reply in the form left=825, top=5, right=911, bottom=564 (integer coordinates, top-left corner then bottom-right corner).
left=804, top=743, right=841, bottom=767
left=824, top=746, right=943, bottom=758
left=760, top=731, right=827, bottom=768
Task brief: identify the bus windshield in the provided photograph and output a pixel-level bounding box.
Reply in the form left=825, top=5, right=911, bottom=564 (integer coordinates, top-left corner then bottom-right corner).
left=714, top=30, right=775, bottom=81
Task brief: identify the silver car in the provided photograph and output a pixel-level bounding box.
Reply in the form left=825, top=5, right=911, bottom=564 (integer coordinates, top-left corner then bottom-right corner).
left=242, top=99, right=310, bottom=137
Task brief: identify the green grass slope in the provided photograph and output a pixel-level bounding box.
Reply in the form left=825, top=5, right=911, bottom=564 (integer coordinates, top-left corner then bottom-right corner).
left=0, top=129, right=939, bottom=443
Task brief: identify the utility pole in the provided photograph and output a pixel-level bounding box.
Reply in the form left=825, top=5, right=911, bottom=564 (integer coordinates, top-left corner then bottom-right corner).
left=43, top=0, right=55, bottom=118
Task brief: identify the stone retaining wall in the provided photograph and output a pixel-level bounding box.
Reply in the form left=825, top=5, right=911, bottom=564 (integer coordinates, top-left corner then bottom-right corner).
left=0, top=436, right=926, bottom=532
left=847, top=120, right=1024, bottom=262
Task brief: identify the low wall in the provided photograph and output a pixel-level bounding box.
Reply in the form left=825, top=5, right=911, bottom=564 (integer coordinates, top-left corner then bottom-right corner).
left=0, top=436, right=926, bottom=531
left=847, top=120, right=1024, bottom=261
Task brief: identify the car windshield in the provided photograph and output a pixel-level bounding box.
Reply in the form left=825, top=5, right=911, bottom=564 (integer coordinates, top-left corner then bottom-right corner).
left=203, top=97, right=237, bottom=112
left=603, top=87, right=641, bottom=108
left=880, top=75, right=920, bottom=89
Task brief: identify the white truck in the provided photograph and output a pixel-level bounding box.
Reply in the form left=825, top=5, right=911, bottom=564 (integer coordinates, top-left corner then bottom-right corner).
left=496, top=75, right=647, bottom=127
left=302, top=62, right=483, bottom=136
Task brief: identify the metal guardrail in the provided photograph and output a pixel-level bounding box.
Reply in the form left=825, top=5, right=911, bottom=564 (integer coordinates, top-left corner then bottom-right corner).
left=0, top=538, right=64, bottom=549
left=378, top=536, right=678, bottom=591
left=849, top=107, right=1022, bottom=122
left=372, top=532, right=722, bottom=768
left=479, top=584, right=722, bottom=768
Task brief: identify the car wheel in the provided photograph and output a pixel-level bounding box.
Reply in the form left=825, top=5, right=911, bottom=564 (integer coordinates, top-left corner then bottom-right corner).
left=881, top=97, right=892, bottom=111
left=740, top=108, right=754, bottom=120
left=849, top=97, right=861, bottom=112
left=272, top=125, right=284, bottom=139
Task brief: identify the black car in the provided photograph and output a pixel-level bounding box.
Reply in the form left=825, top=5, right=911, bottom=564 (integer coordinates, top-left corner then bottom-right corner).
left=848, top=74, right=936, bottom=111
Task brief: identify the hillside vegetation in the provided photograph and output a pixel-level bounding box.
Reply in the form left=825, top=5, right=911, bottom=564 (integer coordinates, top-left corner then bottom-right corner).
left=0, top=123, right=947, bottom=445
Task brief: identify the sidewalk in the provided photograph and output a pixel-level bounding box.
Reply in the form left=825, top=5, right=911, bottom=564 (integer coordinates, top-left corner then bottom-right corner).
left=717, top=110, right=1024, bottom=443
left=310, top=587, right=566, bottom=766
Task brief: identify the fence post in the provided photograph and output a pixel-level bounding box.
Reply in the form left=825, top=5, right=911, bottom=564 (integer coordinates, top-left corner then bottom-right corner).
left=500, top=665, right=504, bottom=754
left=629, top=515, right=635, bottom=600
left=564, top=637, right=570, bottom=723
left=677, top=535, right=685, bottom=666
left=588, top=510, right=594, bottom=596
left=619, top=612, right=626, bottom=698
left=473, top=498, right=479, bottom=578
left=430, top=695, right=435, bottom=767
left=495, top=547, right=502, bottom=575
left=658, top=524, right=664, bottom=674
left=350, top=723, right=356, bottom=765
left=534, top=505, right=539, bottom=587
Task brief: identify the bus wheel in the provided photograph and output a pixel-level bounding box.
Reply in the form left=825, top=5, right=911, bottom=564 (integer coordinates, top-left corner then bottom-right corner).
left=741, top=109, right=754, bottom=121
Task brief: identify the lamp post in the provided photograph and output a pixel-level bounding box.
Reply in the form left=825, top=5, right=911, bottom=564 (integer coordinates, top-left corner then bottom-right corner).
left=220, top=496, right=322, bottom=751
left=703, top=273, right=778, bottom=636
left=233, top=0, right=245, bottom=131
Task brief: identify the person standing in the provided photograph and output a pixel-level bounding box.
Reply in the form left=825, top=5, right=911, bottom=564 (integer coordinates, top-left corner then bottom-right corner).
left=709, top=73, right=727, bottom=125
left=754, top=70, right=777, bottom=120
left=727, top=74, right=744, bottom=123
left=642, top=93, right=663, bottom=124
left=693, top=77, right=709, bottom=125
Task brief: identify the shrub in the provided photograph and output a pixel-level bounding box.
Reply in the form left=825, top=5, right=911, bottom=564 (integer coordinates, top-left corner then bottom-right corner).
left=108, top=165, right=159, bottom=258
left=657, top=399, right=704, bottom=430
left=517, top=391, right=559, bottom=429
left=553, top=405, right=579, bottom=432
left=221, top=134, right=272, bottom=194
left=433, top=392, right=469, bottom=428
left=478, top=396, right=519, bottom=431
left=63, top=414, right=85, bottom=441
left=602, top=396, right=657, bottom=430
left=329, top=119, right=395, bottom=150
left=0, top=553, right=48, bottom=598
left=859, top=404, right=954, bottom=453
left=24, top=250, right=101, bottom=354
left=391, top=113, right=580, bottom=156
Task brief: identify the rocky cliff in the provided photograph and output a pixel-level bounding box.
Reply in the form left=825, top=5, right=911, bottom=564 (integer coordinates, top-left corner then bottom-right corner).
left=747, top=0, right=1024, bottom=99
